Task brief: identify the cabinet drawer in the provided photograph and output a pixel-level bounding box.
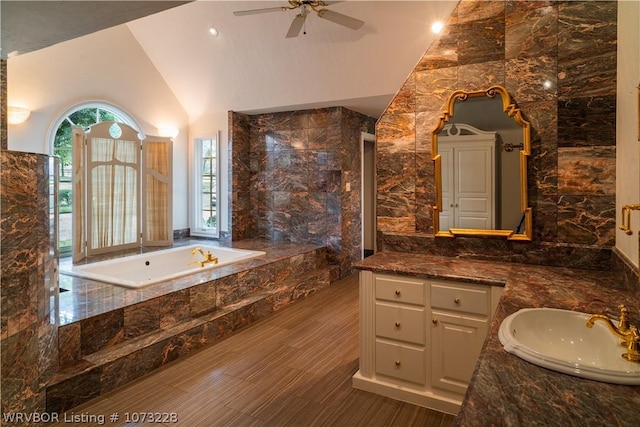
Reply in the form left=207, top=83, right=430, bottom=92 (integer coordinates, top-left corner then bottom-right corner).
left=375, top=303, right=426, bottom=345
left=375, top=340, right=426, bottom=385
left=375, top=274, right=425, bottom=306
left=431, top=281, right=489, bottom=316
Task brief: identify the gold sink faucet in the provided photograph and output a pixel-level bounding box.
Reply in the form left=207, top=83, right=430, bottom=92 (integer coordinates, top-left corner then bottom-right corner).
left=586, top=305, right=640, bottom=363
left=190, top=247, right=219, bottom=267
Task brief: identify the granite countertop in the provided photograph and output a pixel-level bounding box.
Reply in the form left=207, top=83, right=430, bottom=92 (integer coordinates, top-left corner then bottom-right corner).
left=354, top=251, right=640, bottom=427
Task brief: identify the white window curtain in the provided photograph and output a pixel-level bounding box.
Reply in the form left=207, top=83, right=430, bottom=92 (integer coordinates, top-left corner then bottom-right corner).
left=89, top=136, right=139, bottom=252
left=86, top=122, right=140, bottom=256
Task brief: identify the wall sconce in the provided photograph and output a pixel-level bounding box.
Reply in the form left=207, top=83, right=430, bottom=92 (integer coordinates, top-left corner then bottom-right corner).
left=8, top=106, right=31, bottom=124
left=157, top=127, right=179, bottom=138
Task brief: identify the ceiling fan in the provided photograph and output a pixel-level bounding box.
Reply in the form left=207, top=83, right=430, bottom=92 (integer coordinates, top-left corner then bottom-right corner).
left=233, top=1, right=365, bottom=38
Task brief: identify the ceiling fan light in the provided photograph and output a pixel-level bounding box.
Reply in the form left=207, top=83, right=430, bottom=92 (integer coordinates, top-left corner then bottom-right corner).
left=234, top=1, right=364, bottom=37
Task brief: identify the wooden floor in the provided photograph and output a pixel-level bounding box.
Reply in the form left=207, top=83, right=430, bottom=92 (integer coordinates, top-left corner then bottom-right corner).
left=49, top=274, right=456, bottom=427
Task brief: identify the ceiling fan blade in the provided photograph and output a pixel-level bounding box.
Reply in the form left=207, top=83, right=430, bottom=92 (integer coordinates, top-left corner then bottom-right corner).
left=286, top=14, right=306, bottom=38
left=233, top=6, right=289, bottom=16
left=316, top=9, right=364, bottom=30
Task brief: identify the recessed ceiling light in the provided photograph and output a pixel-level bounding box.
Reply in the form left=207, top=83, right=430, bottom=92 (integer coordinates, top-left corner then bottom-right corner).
left=209, top=26, right=219, bottom=37
left=431, top=21, right=444, bottom=34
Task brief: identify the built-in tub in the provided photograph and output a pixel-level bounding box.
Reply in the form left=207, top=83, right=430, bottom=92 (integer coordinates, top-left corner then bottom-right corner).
left=60, top=245, right=266, bottom=288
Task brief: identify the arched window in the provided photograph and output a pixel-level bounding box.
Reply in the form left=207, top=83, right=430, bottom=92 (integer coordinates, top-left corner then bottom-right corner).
left=50, top=102, right=141, bottom=256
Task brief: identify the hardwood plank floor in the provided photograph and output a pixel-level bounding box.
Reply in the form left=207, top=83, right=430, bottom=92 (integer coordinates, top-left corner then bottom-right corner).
left=49, top=274, right=456, bottom=426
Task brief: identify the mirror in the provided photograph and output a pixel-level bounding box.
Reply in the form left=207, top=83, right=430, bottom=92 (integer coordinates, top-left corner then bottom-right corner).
left=432, top=85, right=532, bottom=240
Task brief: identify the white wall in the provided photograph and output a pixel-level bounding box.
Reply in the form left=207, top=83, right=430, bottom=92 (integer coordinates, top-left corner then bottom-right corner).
left=615, top=0, right=640, bottom=268
left=7, top=25, right=191, bottom=230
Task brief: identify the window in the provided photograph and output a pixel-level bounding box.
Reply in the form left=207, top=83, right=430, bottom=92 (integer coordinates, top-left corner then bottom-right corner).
left=51, top=103, right=140, bottom=256
left=191, top=134, right=220, bottom=237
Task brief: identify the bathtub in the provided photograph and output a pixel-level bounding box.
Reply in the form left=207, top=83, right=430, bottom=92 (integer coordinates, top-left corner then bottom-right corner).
left=60, top=245, right=266, bottom=289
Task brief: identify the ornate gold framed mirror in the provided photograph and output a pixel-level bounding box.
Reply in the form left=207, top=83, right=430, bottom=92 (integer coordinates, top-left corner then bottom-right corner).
left=432, top=85, right=532, bottom=240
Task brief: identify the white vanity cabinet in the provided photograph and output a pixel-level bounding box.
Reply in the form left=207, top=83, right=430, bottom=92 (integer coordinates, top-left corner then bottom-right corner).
left=353, top=271, right=502, bottom=415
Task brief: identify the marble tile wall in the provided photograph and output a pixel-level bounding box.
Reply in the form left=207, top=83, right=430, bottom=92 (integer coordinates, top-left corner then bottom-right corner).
left=228, top=110, right=252, bottom=242
left=377, top=0, right=618, bottom=267
left=230, top=107, right=375, bottom=278
left=1, top=150, right=59, bottom=423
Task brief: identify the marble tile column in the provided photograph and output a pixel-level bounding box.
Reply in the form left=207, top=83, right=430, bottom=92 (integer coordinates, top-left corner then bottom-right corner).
left=1, top=150, right=59, bottom=423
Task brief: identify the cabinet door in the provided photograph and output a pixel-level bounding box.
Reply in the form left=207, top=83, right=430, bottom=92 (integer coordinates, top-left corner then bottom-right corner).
left=431, top=311, right=488, bottom=395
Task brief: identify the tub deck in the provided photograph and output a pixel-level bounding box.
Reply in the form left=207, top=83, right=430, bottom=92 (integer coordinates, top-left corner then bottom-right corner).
left=58, top=239, right=330, bottom=323
left=49, top=239, right=338, bottom=413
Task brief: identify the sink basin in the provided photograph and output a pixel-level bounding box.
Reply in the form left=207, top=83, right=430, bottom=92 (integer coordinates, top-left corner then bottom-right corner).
left=498, top=308, right=640, bottom=385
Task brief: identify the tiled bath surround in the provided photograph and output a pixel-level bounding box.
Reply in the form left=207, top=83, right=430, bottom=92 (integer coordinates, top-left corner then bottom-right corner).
left=376, top=1, right=619, bottom=267
left=47, top=241, right=331, bottom=413
left=229, top=107, right=376, bottom=278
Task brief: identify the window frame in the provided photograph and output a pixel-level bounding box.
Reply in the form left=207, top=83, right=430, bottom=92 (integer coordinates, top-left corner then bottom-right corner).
left=190, top=133, right=220, bottom=238
left=48, top=101, right=142, bottom=257
left=48, top=101, right=143, bottom=153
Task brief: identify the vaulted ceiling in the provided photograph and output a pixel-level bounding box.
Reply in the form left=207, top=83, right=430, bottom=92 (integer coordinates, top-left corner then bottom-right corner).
left=2, top=1, right=459, bottom=119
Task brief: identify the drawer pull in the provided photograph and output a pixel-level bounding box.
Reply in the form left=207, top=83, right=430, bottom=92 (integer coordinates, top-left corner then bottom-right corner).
left=395, top=289, right=401, bottom=296
left=395, top=360, right=401, bottom=367
left=394, top=322, right=401, bottom=328
left=432, top=318, right=438, bottom=325
left=454, top=297, right=461, bottom=304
